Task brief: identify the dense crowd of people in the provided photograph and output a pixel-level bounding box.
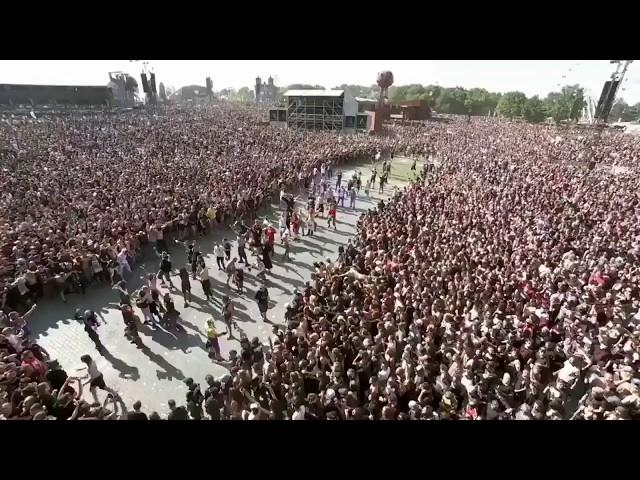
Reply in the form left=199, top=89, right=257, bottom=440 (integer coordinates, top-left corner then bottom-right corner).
left=2, top=104, right=640, bottom=419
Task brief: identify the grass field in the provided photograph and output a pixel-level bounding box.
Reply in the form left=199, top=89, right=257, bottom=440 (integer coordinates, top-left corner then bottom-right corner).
left=341, top=156, right=424, bottom=188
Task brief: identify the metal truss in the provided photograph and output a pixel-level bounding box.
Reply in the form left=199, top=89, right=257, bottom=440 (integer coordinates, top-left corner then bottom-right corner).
left=286, top=97, right=344, bottom=131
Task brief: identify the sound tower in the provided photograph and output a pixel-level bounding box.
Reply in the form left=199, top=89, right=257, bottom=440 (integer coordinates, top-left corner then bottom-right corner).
left=255, top=76, right=262, bottom=102
left=140, top=73, right=150, bottom=94
left=594, top=81, right=610, bottom=119
left=206, top=77, right=212, bottom=93
left=150, top=73, right=157, bottom=94
left=601, top=80, right=620, bottom=121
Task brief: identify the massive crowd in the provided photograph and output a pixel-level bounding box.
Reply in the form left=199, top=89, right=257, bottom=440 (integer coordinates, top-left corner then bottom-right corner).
left=2, top=104, right=640, bottom=419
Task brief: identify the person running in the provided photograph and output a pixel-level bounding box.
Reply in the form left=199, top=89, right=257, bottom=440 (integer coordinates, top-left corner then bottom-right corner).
left=148, top=274, right=166, bottom=315
left=308, top=208, right=317, bottom=236
left=264, top=223, right=277, bottom=251
left=255, top=286, right=270, bottom=322
left=77, top=354, right=120, bottom=407
left=158, top=252, right=174, bottom=288
left=327, top=202, right=337, bottom=230
left=291, top=211, right=301, bottom=240
left=198, top=263, right=214, bottom=301
left=234, top=264, right=245, bottom=294
left=261, top=243, right=273, bottom=273
left=162, top=293, right=181, bottom=330
left=237, top=232, right=248, bottom=264
left=349, top=187, right=357, bottom=209
left=186, top=242, right=196, bottom=278
left=82, top=310, right=104, bottom=354
left=135, top=288, right=155, bottom=326
left=120, top=304, right=144, bottom=348
left=223, top=238, right=232, bottom=261
left=249, top=220, right=263, bottom=253
left=356, top=172, right=362, bottom=192
left=282, top=229, right=291, bottom=261
left=254, top=250, right=267, bottom=281
left=178, top=267, right=192, bottom=307
left=112, top=280, right=131, bottom=307
left=225, top=258, right=237, bottom=288
left=222, top=295, right=238, bottom=338
left=214, top=243, right=225, bottom=271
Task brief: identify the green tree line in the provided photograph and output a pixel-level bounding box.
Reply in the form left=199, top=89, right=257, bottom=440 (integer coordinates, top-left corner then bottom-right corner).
left=210, top=82, right=640, bottom=124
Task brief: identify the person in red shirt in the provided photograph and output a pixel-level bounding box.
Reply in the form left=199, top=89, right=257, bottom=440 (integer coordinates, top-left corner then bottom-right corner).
left=264, top=224, right=277, bottom=247
left=327, top=203, right=337, bottom=230
left=291, top=212, right=301, bottom=239
left=21, top=350, right=48, bottom=380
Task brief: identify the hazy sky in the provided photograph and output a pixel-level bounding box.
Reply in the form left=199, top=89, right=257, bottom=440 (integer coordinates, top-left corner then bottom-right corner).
left=1, top=60, right=639, bottom=104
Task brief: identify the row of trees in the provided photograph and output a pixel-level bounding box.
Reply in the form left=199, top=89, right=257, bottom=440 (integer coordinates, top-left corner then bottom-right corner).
left=189, top=81, right=639, bottom=124
left=389, top=84, right=638, bottom=124
left=609, top=99, right=640, bottom=122
left=320, top=83, right=595, bottom=124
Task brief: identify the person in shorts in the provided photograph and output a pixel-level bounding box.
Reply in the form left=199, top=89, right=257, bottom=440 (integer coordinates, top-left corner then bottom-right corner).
left=78, top=354, right=119, bottom=407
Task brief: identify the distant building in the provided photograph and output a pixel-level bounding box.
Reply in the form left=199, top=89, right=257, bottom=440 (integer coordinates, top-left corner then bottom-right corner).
left=255, top=76, right=278, bottom=105
left=393, top=99, right=432, bottom=121
left=355, top=97, right=378, bottom=113
left=178, top=85, right=210, bottom=103
left=0, top=83, right=112, bottom=107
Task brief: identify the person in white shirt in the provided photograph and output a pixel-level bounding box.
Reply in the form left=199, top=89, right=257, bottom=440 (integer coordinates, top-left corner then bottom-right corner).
left=214, top=244, right=225, bottom=270
left=198, top=264, right=213, bottom=300
left=292, top=405, right=306, bottom=420
left=78, top=354, right=120, bottom=407
left=117, top=248, right=131, bottom=275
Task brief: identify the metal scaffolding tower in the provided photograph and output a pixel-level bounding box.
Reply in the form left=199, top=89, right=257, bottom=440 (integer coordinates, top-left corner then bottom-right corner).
left=285, top=92, right=345, bottom=131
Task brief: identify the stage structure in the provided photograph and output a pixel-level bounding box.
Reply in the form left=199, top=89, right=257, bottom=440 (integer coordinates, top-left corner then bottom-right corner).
left=0, top=83, right=113, bottom=107
left=282, top=89, right=357, bottom=132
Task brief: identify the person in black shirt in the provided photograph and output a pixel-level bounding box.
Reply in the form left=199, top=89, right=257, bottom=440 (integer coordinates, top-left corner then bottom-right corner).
left=234, top=266, right=244, bottom=294
left=157, top=252, right=174, bottom=288
left=178, top=267, right=192, bottom=307
left=223, top=238, right=232, bottom=261
left=255, top=286, right=270, bottom=322
left=126, top=400, right=149, bottom=420
left=205, top=393, right=222, bottom=420
left=167, top=399, right=189, bottom=420
left=82, top=310, right=104, bottom=354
